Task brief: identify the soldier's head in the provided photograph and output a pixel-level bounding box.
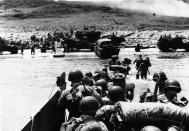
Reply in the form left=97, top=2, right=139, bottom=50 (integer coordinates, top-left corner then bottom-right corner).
left=157, top=71, right=167, bottom=81
left=68, top=70, right=83, bottom=83
left=140, top=125, right=162, bottom=131
left=156, top=71, right=167, bottom=86
left=79, top=96, right=100, bottom=116
left=152, top=72, right=159, bottom=82
left=139, top=55, right=142, bottom=58
left=164, top=79, right=181, bottom=97
left=95, top=79, right=108, bottom=91
left=108, top=86, right=125, bottom=103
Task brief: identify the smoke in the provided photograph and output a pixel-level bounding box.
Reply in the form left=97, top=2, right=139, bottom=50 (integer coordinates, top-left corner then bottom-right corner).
left=64, top=0, right=189, bottom=17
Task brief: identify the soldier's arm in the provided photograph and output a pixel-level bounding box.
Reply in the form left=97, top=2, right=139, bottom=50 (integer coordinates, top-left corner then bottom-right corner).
left=96, top=105, right=115, bottom=121
left=58, top=90, right=68, bottom=110
left=152, top=83, right=158, bottom=102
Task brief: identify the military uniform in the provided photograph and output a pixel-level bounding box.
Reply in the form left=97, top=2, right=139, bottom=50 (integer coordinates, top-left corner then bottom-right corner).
left=60, top=115, right=108, bottom=131
left=157, top=94, right=187, bottom=107
left=133, top=57, right=143, bottom=70
left=60, top=96, right=108, bottom=131
left=138, top=62, right=148, bottom=79
left=58, top=83, right=83, bottom=119
left=152, top=71, right=167, bottom=102
left=58, top=82, right=102, bottom=119
left=156, top=79, right=188, bottom=107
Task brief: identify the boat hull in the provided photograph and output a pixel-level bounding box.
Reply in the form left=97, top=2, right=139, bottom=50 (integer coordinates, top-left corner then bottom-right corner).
left=94, top=46, right=120, bottom=58
left=21, top=91, right=65, bottom=131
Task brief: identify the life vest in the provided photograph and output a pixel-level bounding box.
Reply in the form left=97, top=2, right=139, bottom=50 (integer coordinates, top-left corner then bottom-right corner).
left=115, top=102, right=189, bottom=130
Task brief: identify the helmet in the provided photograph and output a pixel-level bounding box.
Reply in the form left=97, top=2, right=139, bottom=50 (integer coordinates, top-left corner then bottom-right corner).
left=68, top=70, right=83, bottom=82
left=95, top=79, right=108, bottom=91
left=157, top=71, right=167, bottom=81
left=112, top=73, right=126, bottom=89
left=140, top=125, right=162, bottom=131
left=111, top=55, right=119, bottom=60
left=153, top=72, right=159, bottom=82
left=79, top=96, right=100, bottom=114
left=164, top=79, right=181, bottom=93
left=108, top=86, right=125, bottom=101
left=78, top=121, right=102, bottom=131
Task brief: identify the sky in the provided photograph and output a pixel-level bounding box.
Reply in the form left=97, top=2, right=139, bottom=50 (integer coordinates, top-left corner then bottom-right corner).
left=61, top=0, right=189, bottom=17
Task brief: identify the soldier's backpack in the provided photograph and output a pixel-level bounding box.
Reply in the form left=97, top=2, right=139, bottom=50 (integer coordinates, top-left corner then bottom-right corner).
left=60, top=117, right=108, bottom=131
left=60, top=117, right=83, bottom=131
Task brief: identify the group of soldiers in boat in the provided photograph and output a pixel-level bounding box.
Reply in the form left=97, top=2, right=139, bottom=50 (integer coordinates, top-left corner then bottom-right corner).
left=55, top=55, right=188, bottom=131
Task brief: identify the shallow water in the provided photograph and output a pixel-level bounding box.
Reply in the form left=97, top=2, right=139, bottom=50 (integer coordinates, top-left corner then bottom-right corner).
left=0, top=48, right=189, bottom=131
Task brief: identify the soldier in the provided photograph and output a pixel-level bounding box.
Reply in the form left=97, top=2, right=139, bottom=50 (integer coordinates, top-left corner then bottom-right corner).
left=133, top=54, right=143, bottom=70
left=93, top=68, right=112, bottom=82
left=156, top=80, right=188, bottom=131
left=135, top=43, right=142, bottom=52
left=138, top=61, right=148, bottom=79
left=109, top=55, right=121, bottom=66
left=121, top=58, right=131, bottom=75
left=157, top=79, right=188, bottom=107
left=60, top=96, right=108, bottom=131
left=58, top=70, right=102, bottom=119
left=152, top=71, right=167, bottom=101
left=21, top=44, right=24, bottom=55
left=96, top=86, right=127, bottom=130
left=108, top=86, right=126, bottom=103
left=142, top=57, right=151, bottom=78
left=94, top=79, right=108, bottom=97
left=31, top=45, right=35, bottom=55
left=51, top=42, right=56, bottom=54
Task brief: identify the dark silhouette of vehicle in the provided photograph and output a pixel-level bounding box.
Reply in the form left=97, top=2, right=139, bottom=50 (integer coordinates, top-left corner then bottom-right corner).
left=0, top=38, right=18, bottom=54
left=94, top=35, right=125, bottom=58
left=157, top=35, right=189, bottom=52
left=62, top=29, right=101, bottom=52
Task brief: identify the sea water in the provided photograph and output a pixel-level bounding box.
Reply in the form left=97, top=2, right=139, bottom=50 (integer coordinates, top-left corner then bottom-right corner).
left=0, top=48, right=189, bottom=131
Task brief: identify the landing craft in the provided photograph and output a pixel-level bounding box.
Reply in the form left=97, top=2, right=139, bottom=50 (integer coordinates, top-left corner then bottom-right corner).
left=21, top=91, right=189, bottom=131
left=157, top=35, right=189, bottom=52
